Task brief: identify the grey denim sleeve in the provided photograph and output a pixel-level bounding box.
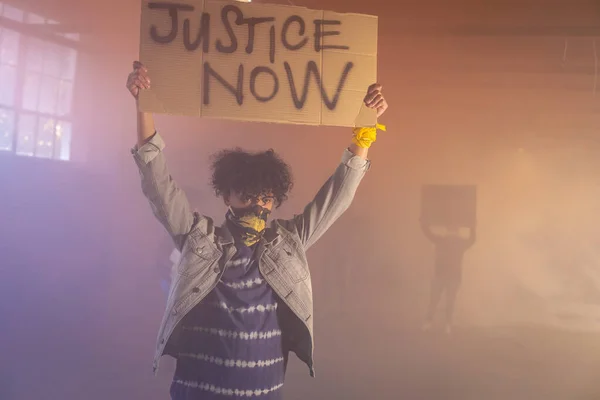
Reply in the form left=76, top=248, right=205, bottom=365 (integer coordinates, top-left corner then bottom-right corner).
left=291, top=149, right=370, bottom=250
left=132, top=132, right=197, bottom=250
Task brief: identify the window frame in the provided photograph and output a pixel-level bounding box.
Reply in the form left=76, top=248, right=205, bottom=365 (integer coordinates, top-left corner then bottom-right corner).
left=0, top=3, right=80, bottom=161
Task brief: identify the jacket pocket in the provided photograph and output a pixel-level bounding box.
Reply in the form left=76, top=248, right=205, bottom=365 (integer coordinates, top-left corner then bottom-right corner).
left=177, top=231, right=220, bottom=278
left=271, top=239, right=310, bottom=283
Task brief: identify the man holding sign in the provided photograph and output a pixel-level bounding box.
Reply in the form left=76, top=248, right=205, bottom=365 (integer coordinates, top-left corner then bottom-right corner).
left=128, top=60, right=386, bottom=397
left=131, top=2, right=386, bottom=398
left=127, top=58, right=386, bottom=398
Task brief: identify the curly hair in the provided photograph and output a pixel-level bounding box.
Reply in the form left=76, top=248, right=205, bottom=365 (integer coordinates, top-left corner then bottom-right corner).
left=209, top=148, right=293, bottom=208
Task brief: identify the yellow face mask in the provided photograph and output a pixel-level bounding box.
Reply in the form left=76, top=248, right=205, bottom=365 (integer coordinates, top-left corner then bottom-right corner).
left=227, top=205, right=271, bottom=247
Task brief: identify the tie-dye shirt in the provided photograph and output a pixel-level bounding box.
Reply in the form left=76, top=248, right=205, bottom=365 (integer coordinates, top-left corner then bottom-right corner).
left=170, top=243, right=285, bottom=399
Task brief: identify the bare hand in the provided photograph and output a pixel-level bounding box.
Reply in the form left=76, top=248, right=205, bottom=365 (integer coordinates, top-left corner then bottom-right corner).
left=363, top=83, right=388, bottom=118
left=126, top=61, right=151, bottom=99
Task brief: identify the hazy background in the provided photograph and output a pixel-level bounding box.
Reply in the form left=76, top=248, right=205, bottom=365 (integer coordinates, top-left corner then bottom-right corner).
left=1, top=0, right=600, bottom=399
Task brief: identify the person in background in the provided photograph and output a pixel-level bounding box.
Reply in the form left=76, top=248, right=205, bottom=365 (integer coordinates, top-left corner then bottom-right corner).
left=126, top=61, right=388, bottom=399
left=421, top=220, right=476, bottom=334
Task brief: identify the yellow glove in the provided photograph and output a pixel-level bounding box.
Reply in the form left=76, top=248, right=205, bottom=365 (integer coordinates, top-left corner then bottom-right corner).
left=352, top=123, right=386, bottom=149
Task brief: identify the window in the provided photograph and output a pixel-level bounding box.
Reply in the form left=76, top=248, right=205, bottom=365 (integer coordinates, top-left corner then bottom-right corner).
left=0, top=2, right=78, bottom=161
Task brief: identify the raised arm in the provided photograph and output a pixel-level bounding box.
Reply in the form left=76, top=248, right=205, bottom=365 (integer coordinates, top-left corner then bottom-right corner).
left=127, top=61, right=156, bottom=147
left=420, top=219, right=441, bottom=244
left=290, top=84, right=388, bottom=250
left=127, top=61, right=196, bottom=250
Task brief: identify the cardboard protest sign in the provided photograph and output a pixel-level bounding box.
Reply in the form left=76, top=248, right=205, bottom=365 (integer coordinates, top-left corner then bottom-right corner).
left=138, top=0, right=378, bottom=127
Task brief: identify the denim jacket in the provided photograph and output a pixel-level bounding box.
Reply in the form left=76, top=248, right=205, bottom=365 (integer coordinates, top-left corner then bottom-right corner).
left=132, top=132, right=370, bottom=377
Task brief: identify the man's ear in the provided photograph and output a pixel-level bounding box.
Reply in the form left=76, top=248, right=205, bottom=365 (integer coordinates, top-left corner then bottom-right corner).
left=223, top=193, right=230, bottom=206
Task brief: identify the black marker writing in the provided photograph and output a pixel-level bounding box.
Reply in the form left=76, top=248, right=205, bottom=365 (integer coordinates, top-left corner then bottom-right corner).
left=282, top=15, right=308, bottom=51
left=216, top=5, right=244, bottom=53
left=148, top=2, right=194, bottom=44
left=314, top=20, right=350, bottom=52
left=269, top=25, right=275, bottom=64
left=203, top=62, right=244, bottom=105
left=250, top=66, right=279, bottom=102
left=284, top=60, right=353, bottom=110
left=146, top=3, right=358, bottom=113
left=216, top=5, right=276, bottom=60
left=244, top=16, right=275, bottom=54
left=184, top=12, right=210, bottom=52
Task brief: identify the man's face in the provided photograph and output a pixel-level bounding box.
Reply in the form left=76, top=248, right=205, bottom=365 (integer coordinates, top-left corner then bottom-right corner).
left=226, top=191, right=275, bottom=212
